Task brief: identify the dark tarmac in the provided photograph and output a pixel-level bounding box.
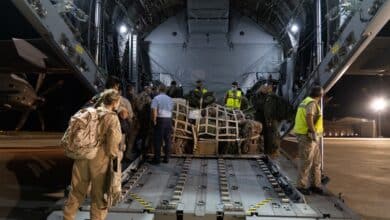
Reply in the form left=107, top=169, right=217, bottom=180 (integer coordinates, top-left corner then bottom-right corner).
left=0, top=133, right=72, bottom=219
left=0, top=133, right=389, bottom=219
left=323, top=138, right=390, bottom=220
left=282, top=137, right=390, bottom=220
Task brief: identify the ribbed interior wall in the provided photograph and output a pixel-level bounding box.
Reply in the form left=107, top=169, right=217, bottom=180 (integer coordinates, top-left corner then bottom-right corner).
left=143, top=11, right=283, bottom=99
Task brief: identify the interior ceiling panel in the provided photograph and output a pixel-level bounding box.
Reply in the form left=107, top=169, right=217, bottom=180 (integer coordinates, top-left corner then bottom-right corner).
left=187, top=0, right=229, bottom=34
left=117, top=0, right=308, bottom=47
left=188, top=20, right=229, bottom=33
left=187, top=0, right=229, bottom=17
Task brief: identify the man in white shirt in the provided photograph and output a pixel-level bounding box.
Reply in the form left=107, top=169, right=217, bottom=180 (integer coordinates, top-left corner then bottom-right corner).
left=151, top=84, right=173, bottom=164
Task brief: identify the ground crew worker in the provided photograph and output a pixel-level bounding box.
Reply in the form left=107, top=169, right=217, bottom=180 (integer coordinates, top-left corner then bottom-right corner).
left=192, top=80, right=210, bottom=108
left=151, top=84, right=173, bottom=164
left=186, top=80, right=216, bottom=108
left=237, top=88, right=249, bottom=110
left=190, top=80, right=207, bottom=103
left=193, top=80, right=207, bottom=95
left=188, top=80, right=207, bottom=107
left=64, top=89, right=122, bottom=220
left=293, top=86, right=324, bottom=195
left=225, top=81, right=242, bottom=110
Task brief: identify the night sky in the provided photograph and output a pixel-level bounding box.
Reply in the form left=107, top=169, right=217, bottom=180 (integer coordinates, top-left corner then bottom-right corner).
left=326, top=75, right=390, bottom=136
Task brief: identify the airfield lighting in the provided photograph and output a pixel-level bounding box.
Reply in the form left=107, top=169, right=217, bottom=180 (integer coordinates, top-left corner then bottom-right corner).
left=119, top=24, right=128, bottom=34
left=371, top=97, right=387, bottom=137
left=290, top=24, right=299, bottom=33
left=371, top=97, right=387, bottom=112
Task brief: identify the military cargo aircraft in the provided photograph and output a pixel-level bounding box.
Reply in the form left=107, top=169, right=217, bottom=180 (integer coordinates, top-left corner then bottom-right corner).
left=0, top=38, right=67, bottom=130
left=1, top=0, right=389, bottom=219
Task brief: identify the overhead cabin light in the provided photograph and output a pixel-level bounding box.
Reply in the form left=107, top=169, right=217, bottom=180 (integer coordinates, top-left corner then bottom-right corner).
left=290, top=24, right=299, bottom=33
left=119, top=24, right=128, bottom=34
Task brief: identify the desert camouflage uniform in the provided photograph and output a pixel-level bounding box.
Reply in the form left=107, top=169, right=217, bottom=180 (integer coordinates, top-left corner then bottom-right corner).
left=63, top=108, right=122, bottom=220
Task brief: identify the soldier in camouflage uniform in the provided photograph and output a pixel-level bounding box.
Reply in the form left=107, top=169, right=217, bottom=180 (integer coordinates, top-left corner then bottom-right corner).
left=124, top=84, right=138, bottom=161
left=253, top=84, right=292, bottom=158
left=64, top=90, right=122, bottom=220
left=134, top=86, right=153, bottom=159
left=253, top=85, right=269, bottom=152
left=89, top=77, right=134, bottom=161
left=263, top=92, right=281, bottom=157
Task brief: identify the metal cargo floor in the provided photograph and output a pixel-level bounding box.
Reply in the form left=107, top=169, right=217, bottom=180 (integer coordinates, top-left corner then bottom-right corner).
left=48, top=156, right=358, bottom=220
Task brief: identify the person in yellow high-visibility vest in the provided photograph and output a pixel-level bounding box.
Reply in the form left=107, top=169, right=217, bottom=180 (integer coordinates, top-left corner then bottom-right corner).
left=187, top=80, right=209, bottom=109
left=293, top=86, right=324, bottom=195
left=225, top=81, right=242, bottom=110
left=193, top=80, right=208, bottom=96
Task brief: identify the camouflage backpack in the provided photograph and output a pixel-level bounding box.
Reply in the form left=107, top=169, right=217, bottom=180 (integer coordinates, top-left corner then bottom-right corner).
left=61, top=107, right=100, bottom=160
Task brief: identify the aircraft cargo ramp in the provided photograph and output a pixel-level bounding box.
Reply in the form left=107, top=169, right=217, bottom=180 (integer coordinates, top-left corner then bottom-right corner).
left=4, top=0, right=390, bottom=219
left=48, top=156, right=358, bottom=220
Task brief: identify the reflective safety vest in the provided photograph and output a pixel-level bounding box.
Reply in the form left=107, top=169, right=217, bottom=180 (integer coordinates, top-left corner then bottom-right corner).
left=194, top=88, right=208, bottom=94
left=225, top=90, right=242, bottom=109
left=293, top=97, right=324, bottom=134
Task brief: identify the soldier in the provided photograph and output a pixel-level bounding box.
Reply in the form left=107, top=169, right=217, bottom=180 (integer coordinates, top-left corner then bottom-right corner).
left=63, top=89, right=122, bottom=220
left=123, top=84, right=139, bottom=162
left=88, top=77, right=133, bottom=160
left=186, top=80, right=215, bottom=108
left=253, top=84, right=271, bottom=153
left=118, top=97, right=133, bottom=124
left=92, top=76, right=134, bottom=122
left=224, top=81, right=243, bottom=110
left=115, top=86, right=134, bottom=162
left=134, top=85, right=153, bottom=159
left=167, top=80, right=183, bottom=98
left=151, top=83, right=160, bottom=98
left=294, top=86, right=324, bottom=195
left=126, top=84, right=137, bottom=108
left=254, top=84, right=291, bottom=158
left=263, top=90, right=281, bottom=158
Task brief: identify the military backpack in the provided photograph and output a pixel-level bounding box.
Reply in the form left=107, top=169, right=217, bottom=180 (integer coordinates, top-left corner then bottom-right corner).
left=61, top=107, right=100, bottom=160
